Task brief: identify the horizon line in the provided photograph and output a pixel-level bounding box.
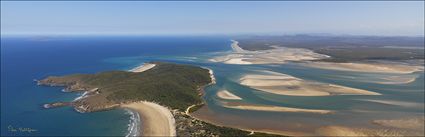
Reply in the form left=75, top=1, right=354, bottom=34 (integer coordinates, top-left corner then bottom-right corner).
left=1, top=33, right=424, bottom=38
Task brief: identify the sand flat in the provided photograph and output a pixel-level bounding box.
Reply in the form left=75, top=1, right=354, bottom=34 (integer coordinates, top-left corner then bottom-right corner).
left=129, top=63, right=156, bottom=72
left=121, top=102, right=176, bottom=136
left=331, top=74, right=418, bottom=85
left=217, top=90, right=242, bottom=100
left=357, top=99, right=424, bottom=109
left=376, top=75, right=418, bottom=84
left=239, top=71, right=380, bottom=96
left=224, top=58, right=253, bottom=64
left=210, top=40, right=329, bottom=65
left=316, top=124, right=424, bottom=137
left=301, top=61, right=424, bottom=74
left=372, top=117, right=425, bottom=130
left=221, top=102, right=332, bottom=114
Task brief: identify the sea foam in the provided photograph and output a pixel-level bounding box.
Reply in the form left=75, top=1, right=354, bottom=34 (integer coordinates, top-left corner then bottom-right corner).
left=125, top=109, right=141, bottom=137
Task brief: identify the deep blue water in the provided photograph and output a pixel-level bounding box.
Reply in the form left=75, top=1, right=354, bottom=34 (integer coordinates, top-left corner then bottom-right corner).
left=1, top=36, right=230, bottom=136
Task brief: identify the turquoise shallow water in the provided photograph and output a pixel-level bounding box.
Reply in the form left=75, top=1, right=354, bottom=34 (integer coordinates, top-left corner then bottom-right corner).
left=189, top=58, right=424, bottom=134
left=2, top=36, right=423, bottom=135
left=109, top=44, right=424, bottom=134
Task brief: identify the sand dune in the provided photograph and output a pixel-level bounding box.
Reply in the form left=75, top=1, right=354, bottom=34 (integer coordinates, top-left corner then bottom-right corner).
left=301, top=61, right=424, bottom=74
left=239, top=71, right=380, bottom=96
left=121, top=101, right=176, bottom=136
left=221, top=102, right=332, bottom=114
left=216, top=90, right=242, bottom=100
left=129, top=63, right=156, bottom=72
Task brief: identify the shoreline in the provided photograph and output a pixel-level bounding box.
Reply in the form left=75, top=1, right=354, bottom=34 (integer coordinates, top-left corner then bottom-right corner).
left=129, top=63, right=156, bottom=72
left=201, top=66, right=216, bottom=85
left=121, top=101, right=176, bottom=137
left=120, top=63, right=216, bottom=137
left=124, top=108, right=141, bottom=137
left=124, top=63, right=175, bottom=136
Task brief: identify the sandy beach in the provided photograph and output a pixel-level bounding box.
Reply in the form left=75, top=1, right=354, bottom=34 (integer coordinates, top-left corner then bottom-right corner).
left=129, top=63, right=156, bottom=72
left=121, top=101, right=176, bottom=136
left=221, top=102, right=332, bottom=114
left=216, top=90, right=242, bottom=100
left=300, top=61, right=424, bottom=74
left=210, top=40, right=329, bottom=65
left=230, top=40, right=246, bottom=53
left=239, top=71, right=380, bottom=96
left=207, top=68, right=216, bottom=84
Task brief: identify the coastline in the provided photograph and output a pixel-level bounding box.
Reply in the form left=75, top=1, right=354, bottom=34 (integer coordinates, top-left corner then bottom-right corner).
left=121, top=101, right=176, bottom=137
left=124, top=108, right=141, bottom=137
left=119, top=63, right=218, bottom=137
left=129, top=63, right=156, bottom=72
left=201, top=66, right=216, bottom=85
left=122, top=63, right=176, bottom=136
left=40, top=62, right=232, bottom=136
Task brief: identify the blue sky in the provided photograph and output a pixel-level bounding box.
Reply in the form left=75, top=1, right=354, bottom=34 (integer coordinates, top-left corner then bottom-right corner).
left=1, top=1, right=424, bottom=36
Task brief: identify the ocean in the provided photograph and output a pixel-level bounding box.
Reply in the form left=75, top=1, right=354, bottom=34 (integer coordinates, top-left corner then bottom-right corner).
left=0, top=36, right=230, bottom=136
left=1, top=36, right=424, bottom=136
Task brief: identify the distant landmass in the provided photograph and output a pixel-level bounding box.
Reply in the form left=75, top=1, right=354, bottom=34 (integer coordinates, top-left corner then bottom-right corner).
left=235, top=35, right=424, bottom=62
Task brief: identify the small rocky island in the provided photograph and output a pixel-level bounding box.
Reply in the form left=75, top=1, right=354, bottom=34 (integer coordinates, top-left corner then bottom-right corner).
left=38, top=62, right=282, bottom=136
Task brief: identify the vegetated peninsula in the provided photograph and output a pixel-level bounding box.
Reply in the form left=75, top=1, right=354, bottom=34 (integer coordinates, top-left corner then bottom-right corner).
left=37, top=62, right=283, bottom=136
